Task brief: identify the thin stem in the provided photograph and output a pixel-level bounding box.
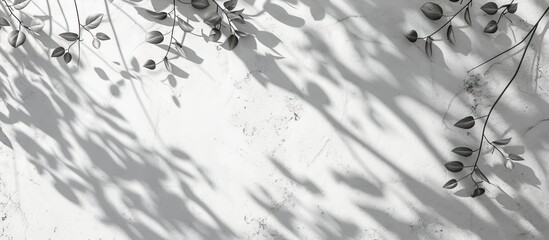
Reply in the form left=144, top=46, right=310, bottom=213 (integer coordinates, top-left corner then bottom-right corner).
left=80, top=24, right=95, bottom=38
left=210, top=0, right=235, bottom=33
left=496, top=0, right=514, bottom=24
left=468, top=1, right=540, bottom=73
left=471, top=16, right=543, bottom=171
left=483, top=135, right=506, bottom=158
left=421, top=0, right=472, bottom=39
left=1, top=0, right=30, bottom=30
left=164, top=0, right=177, bottom=59
left=73, top=0, right=82, bottom=66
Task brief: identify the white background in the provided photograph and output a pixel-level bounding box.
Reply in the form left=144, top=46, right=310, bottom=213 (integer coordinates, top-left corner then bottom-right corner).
left=1, top=0, right=549, bottom=239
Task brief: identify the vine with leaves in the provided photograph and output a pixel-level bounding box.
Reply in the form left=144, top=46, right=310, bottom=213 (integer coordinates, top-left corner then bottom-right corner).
left=406, top=1, right=548, bottom=198
left=142, top=0, right=248, bottom=71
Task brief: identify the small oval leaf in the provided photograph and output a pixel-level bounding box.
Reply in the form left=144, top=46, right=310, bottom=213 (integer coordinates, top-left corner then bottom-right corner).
left=93, top=38, right=101, bottom=49
left=447, top=25, right=456, bottom=45
left=507, top=3, right=518, bottom=14
left=13, top=0, right=32, bottom=10
left=493, top=138, right=511, bottom=145
left=405, top=30, right=418, bottom=42
left=223, top=0, right=237, bottom=11
left=63, top=52, right=72, bottom=63
left=481, top=2, right=499, bottom=15
left=85, top=14, right=104, bottom=29
left=177, top=17, right=194, bottom=32
left=96, top=32, right=111, bottom=40
left=452, top=147, right=473, bottom=157
left=208, top=28, right=221, bottom=42
left=226, top=34, right=238, bottom=50
left=421, top=2, right=444, bottom=20
left=51, top=47, right=65, bottom=57
left=8, top=30, right=26, bottom=48
left=454, top=116, right=475, bottom=129
left=471, top=188, right=485, bottom=198
left=484, top=20, right=498, bottom=33
left=143, top=59, right=156, bottom=70
left=445, top=161, right=464, bottom=173
left=443, top=179, right=458, bottom=189
left=425, top=37, right=433, bottom=59
left=0, top=17, right=9, bottom=26
left=204, top=14, right=222, bottom=26
left=474, top=168, right=490, bottom=184
left=191, top=0, right=210, bottom=9
left=30, top=18, right=45, bottom=32
left=508, top=153, right=524, bottom=161
left=464, top=7, right=472, bottom=26
left=145, top=31, right=164, bottom=44
left=146, top=10, right=168, bottom=20
left=59, top=32, right=79, bottom=41
left=163, top=57, right=172, bottom=72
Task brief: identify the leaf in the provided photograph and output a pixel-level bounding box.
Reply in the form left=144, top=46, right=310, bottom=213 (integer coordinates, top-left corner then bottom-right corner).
left=464, top=7, right=472, bottom=26
left=474, top=168, right=490, bottom=184
left=191, top=0, right=210, bottom=9
left=8, top=30, right=26, bottom=48
left=51, top=47, right=65, bottom=57
left=85, top=14, right=104, bottom=29
left=174, top=42, right=187, bottom=58
left=405, top=30, right=418, bottom=42
left=223, top=0, right=238, bottom=11
left=143, top=59, right=156, bottom=70
left=454, top=116, right=475, bottom=129
left=508, top=153, right=524, bottom=161
left=507, top=3, right=518, bottom=14
left=421, top=2, right=444, bottom=20
left=146, top=10, right=168, bottom=20
left=452, top=147, right=473, bottom=157
left=177, top=17, right=194, bottom=32
left=493, top=138, right=511, bottom=145
left=505, top=160, right=514, bottom=170
left=425, top=37, right=433, bottom=59
left=471, top=188, right=485, bottom=198
left=445, top=161, right=464, bottom=173
left=0, top=17, right=10, bottom=26
left=13, top=0, right=32, bottom=10
left=145, top=31, right=164, bottom=44
left=63, top=52, right=72, bottom=63
left=447, top=25, right=456, bottom=45
left=30, top=18, right=44, bottom=32
left=59, top=32, right=79, bottom=41
left=226, top=34, right=238, bottom=50
left=93, top=38, right=101, bottom=49
left=163, top=57, right=172, bottom=72
left=481, top=2, right=499, bottom=15
left=443, top=179, right=458, bottom=189
left=208, top=28, right=221, bottom=42
left=484, top=20, right=498, bottom=33
left=96, top=32, right=110, bottom=40
left=235, top=30, right=247, bottom=37
left=204, top=14, right=222, bottom=26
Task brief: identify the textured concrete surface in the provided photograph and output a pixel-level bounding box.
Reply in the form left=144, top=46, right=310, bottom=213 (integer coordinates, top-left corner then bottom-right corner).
left=1, top=0, right=549, bottom=239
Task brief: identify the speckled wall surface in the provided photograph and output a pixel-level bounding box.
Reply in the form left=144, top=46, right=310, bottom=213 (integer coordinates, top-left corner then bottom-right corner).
left=1, top=0, right=548, bottom=239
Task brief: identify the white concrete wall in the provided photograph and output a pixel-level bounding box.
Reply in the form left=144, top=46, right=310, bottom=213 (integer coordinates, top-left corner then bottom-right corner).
left=1, top=0, right=548, bottom=239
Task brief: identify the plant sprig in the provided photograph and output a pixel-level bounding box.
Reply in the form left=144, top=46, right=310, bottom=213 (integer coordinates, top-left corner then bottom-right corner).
left=443, top=6, right=549, bottom=197
left=50, top=0, right=110, bottom=65
left=143, top=0, right=248, bottom=71
left=0, top=0, right=44, bottom=48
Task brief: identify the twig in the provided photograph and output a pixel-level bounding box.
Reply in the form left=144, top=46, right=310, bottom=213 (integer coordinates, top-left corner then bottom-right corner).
left=470, top=6, right=549, bottom=176
left=420, top=0, right=472, bottom=39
